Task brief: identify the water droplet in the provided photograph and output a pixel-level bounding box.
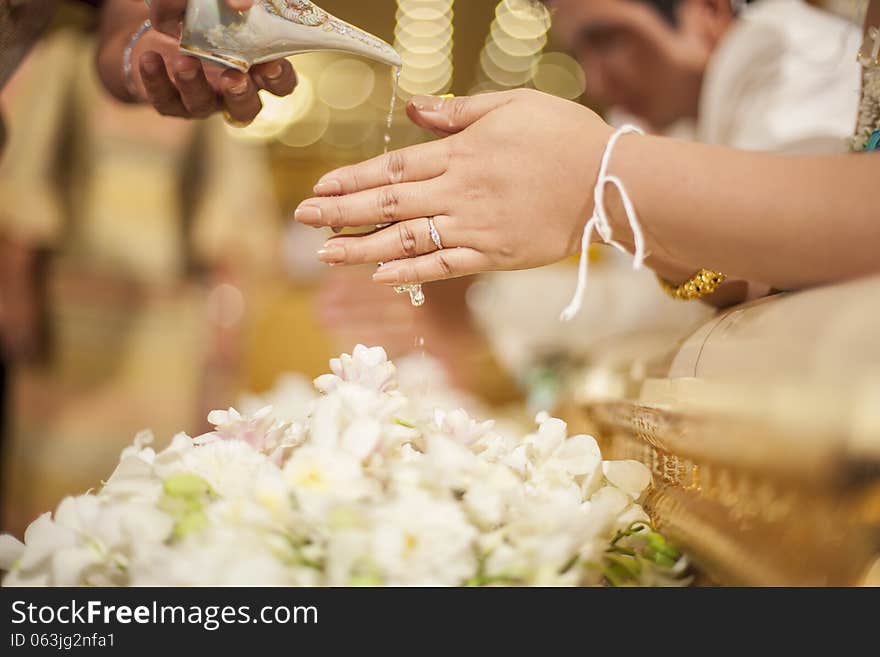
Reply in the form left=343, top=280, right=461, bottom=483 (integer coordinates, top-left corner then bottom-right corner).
left=409, top=286, right=425, bottom=307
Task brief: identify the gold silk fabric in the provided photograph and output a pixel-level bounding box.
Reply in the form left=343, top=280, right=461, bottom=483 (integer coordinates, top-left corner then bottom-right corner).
left=0, top=0, right=59, bottom=90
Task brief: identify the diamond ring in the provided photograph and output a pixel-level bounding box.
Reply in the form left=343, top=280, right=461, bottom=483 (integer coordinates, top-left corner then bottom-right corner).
left=428, top=218, right=443, bottom=250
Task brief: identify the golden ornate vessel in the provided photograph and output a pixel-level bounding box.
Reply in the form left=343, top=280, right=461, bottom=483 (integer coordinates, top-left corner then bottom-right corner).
left=180, top=0, right=402, bottom=72
left=559, top=275, right=880, bottom=585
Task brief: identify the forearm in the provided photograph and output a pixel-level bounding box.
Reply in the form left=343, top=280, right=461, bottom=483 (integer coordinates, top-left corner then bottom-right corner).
left=606, top=136, right=880, bottom=291
left=96, top=0, right=150, bottom=102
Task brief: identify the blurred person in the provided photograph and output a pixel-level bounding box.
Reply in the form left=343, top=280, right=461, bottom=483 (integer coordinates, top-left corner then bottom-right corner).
left=549, top=0, right=862, bottom=152
left=456, top=0, right=863, bottom=384
left=0, top=24, right=283, bottom=534
left=0, top=1, right=296, bottom=526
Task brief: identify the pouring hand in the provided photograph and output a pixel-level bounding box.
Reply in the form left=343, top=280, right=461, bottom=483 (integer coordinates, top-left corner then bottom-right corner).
left=134, top=29, right=297, bottom=122
left=98, top=0, right=297, bottom=123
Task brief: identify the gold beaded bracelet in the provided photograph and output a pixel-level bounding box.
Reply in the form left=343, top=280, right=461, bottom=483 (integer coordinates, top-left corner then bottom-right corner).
left=656, top=269, right=727, bottom=301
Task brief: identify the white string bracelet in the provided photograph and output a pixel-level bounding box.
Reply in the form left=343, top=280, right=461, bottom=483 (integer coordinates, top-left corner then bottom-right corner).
left=560, top=124, right=647, bottom=322
left=123, top=19, right=153, bottom=101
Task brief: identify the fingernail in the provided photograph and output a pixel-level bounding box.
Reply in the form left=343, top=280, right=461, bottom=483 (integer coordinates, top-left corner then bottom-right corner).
left=314, top=180, right=341, bottom=195
left=411, top=95, right=442, bottom=112
left=265, top=62, right=284, bottom=80
left=177, top=66, right=199, bottom=81
left=317, top=243, right=345, bottom=264
left=294, top=204, right=322, bottom=224
left=141, top=55, right=163, bottom=76
left=228, top=78, right=249, bottom=95
left=373, top=267, right=399, bottom=285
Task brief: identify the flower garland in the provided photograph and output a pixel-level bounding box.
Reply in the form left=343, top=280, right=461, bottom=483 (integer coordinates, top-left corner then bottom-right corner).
left=0, top=347, right=690, bottom=588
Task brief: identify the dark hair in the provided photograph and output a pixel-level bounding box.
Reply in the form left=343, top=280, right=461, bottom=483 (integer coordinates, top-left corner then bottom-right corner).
left=639, top=0, right=685, bottom=25
left=641, top=0, right=754, bottom=25
left=536, top=0, right=752, bottom=27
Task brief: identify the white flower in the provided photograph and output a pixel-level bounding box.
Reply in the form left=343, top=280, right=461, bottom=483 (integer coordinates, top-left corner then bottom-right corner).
left=0, top=534, right=25, bottom=572
left=103, top=431, right=162, bottom=502
left=314, top=345, right=397, bottom=394
left=615, top=505, right=651, bottom=533
left=526, top=413, right=568, bottom=464
left=583, top=486, right=633, bottom=539
left=3, top=346, right=677, bottom=589
left=129, top=525, right=302, bottom=587
left=369, top=490, right=477, bottom=586
left=159, top=439, right=281, bottom=502
left=200, top=406, right=302, bottom=465
left=239, top=373, right=317, bottom=424
left=205, top=406, right=276, bottom=445
left=487, top=494, right=588, bottom=582
left=6, top=496, right=173, bottom=587
left=283, top=446, right=377, bottom=518
left=419, top=434, right=485, bottom=492
left=462, top=464, right=523, bottom=529
left=324, top=528, right=372, bottom=586
left=432, top=409, right=496, bottom=448
left=602, top=460, right=652, bottom=499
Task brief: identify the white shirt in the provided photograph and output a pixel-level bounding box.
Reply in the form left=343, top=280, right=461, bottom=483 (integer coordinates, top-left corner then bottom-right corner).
left=698, top=0, right=862, bottom=153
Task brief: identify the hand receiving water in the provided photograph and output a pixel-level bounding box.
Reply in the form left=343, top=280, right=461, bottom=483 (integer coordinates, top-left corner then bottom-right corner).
left=298, top=89, right=614, bottom=286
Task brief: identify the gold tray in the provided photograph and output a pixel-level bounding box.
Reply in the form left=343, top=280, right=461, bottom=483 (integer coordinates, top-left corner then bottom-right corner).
left=560, top=400, right=880, bottom=586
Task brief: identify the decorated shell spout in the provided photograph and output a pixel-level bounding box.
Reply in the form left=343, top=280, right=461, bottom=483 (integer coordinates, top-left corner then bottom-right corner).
left=180, top=0, right=403, bottom=72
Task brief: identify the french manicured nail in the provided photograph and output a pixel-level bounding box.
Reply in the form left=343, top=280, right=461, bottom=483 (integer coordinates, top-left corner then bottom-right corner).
left=313, top=180, right=341, bottom=195
left=317, top=243, right=345, bottom=264
left=411, top=95, right=442, bottom=112
left=264, top=62, right=284, bottom=80
left=294, top=204, right=322, bottom=224
left=372, top=267, right=399, bottom=285
left=228, top=78, right=249, bottom=95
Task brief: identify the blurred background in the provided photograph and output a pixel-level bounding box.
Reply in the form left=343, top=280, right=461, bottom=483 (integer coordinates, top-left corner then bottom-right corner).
left=0, top=0, right=860, bottom=540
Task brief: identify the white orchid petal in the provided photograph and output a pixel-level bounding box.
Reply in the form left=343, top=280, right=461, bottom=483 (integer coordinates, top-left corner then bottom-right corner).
left=0, top=534, right=25, bottom=571
left=603, top=460, right=652, bottom=499
left=20, top=513, right=76, bottom=571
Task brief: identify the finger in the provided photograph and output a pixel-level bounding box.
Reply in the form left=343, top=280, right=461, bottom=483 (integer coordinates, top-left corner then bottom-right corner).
left=295, top=180, right=446, bottom=229
left=251, top=59, right=298, bottom=97
left=150, top=0, right=188, bottom=37
left=225, top=0, right=254, bottom=9
left=220, top=71, right=262, bottom=123
left=312, top=141, right=450, bottom=196
left=406, top=92, right=517, bottom=135
left=140, top=51, right=188, bottom=117
left=170, top=55, right=218, bottom=118
left=372, top=248, right=489, bottom=285
left=318, top=217, right=453, bottom=266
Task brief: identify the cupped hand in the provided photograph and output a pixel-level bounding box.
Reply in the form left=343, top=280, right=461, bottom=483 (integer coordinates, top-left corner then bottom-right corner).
left=296, top=89, right=614, bottom=286
left=136, top=0, right=296, bottom=122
